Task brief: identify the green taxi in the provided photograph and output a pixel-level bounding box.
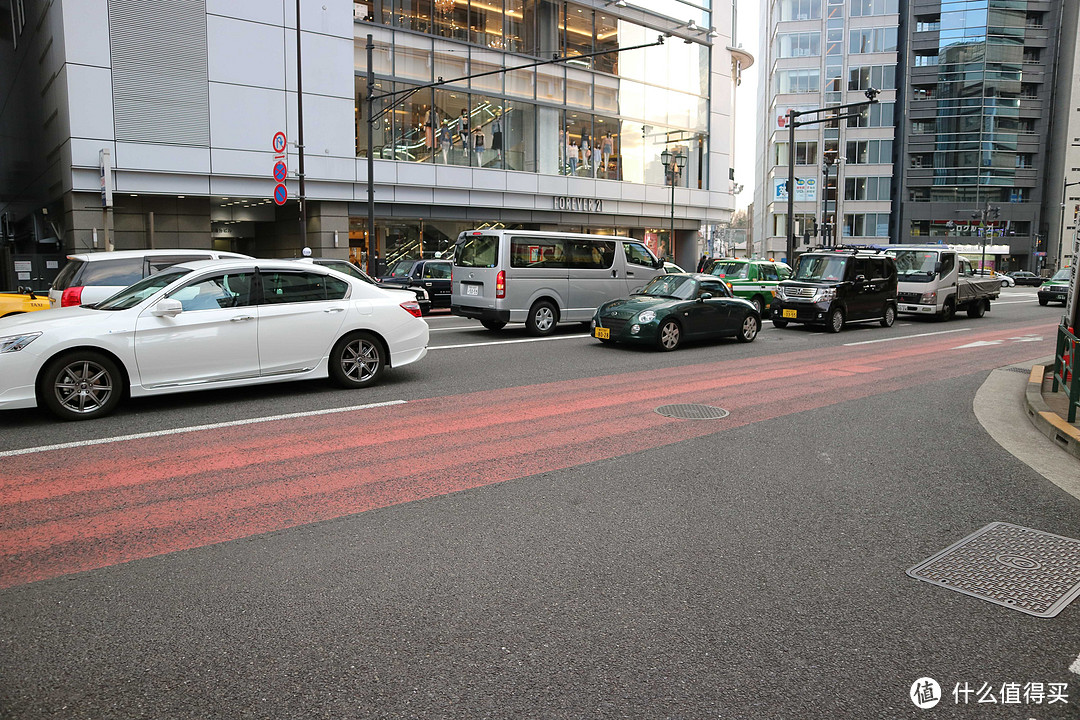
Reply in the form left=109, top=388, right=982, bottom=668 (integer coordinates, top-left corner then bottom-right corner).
left=705, top=258, right=793, bottom=316
left=1037, top=267, right=1070, bottom=306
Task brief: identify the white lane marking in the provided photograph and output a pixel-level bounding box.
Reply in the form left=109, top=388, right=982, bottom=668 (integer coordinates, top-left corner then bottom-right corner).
left=430, top=334, right=590, bottom=350
left=0, top=400, right=408, bottom=459
left=992, top=299, right=1040, bottom=305
left=843, top=328, right=971, bottom=346
left=1070, top=652, right=1080, bottom=676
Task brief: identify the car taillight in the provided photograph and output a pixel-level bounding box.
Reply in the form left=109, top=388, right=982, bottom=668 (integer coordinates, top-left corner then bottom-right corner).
left=400, top=301, right=423, bottom=318
left=496, top=270, right=505, bottom=299
left=61, top=286, right=83, bottom=307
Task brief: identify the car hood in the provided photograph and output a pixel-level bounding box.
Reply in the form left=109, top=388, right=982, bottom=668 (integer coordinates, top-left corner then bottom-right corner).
left=597, top=295, right=682, bottom=317
left=0, top=305, right=112, bottom=333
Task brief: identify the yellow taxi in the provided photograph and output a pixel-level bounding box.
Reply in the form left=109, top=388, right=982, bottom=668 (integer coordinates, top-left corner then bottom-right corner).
left=0, top=288, right=50, bottom=318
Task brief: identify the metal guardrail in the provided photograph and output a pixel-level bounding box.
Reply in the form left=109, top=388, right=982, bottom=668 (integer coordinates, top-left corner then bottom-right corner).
left=1052, top=323, right=1080, bottom=423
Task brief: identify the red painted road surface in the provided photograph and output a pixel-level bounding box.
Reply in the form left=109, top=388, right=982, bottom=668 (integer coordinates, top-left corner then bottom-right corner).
left=0, top=321, right=1057, bottom=589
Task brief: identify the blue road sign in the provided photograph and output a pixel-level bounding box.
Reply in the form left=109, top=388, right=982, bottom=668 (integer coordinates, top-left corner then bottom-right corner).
left=274, top=183, right=288, bottom=205
left=274, top=162, right=287, bottom=182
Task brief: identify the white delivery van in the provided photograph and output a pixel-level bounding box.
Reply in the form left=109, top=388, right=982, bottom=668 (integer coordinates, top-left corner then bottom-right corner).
left=451, top=229, right=665, bottom=335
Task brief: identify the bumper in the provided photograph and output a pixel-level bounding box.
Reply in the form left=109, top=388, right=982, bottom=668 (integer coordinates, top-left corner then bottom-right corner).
left=591, top=318, right=658, bottom=345
left=1038, top=291, right=1068, bottom=303
left=898, top=303, right=937, bottom=315
left=452, top=304, right=511, bottom=323
left=0, top=350, right=43, bottom=410
left=770, top=300, right=831, bottom=324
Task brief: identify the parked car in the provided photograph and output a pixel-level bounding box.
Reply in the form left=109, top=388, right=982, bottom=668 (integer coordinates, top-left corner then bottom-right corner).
left=705, top=258, right=793, bottom=316
left=452, top=229, right=666, bottom=335
left=591, top=273, right=760, bottom=351
left=0, top=288, right=50, bottom=318
left=771, top=247, right=898, bottom=333
left=380, top=259, right=452, bottom=309
left=49, top=249, right=251, bottom=309
left=1037, top=267, right=1072, bottom=306
left=973, top=269, right=1014, bottom=287
left=1007, top=270, right=1044, bottom=286
left=0, top=259, right=428, bottom=420
left=298, top=257, right=431, bottom=315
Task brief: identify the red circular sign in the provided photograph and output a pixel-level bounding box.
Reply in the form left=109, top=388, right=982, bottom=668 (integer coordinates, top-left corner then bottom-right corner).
left=273, top=183, right=288, bottom=205
left=272, top=132, right=287, bottom=153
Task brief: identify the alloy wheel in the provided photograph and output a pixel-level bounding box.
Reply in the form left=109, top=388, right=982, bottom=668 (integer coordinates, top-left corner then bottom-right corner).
left=53, top=359, right=114, bottom=415
left=340, top=338, right=380, bottom=383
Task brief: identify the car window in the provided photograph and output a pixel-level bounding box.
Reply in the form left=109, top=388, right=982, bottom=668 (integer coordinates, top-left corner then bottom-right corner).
left=148, top=255, right=211, bottom=275
left=710, top=261, right=749, bottom=279
left=795, top=256, right=848, bottom=281
left=698, top=280, right=728, bottom=297
left=455, top=235, right=498, bottom=268
left=170, top=272, right=255, bottom=311
left=260, top=271, right=339, bottom=304
left=567, top=240, right=615, bottom=269
left=79, top=258, right=145, bottom=287
left=51, top=260, right=84, bottom=290
left=96, top=270, right=187, bottom=310
left=511, top=237, right=566, bottom=268
left=623, top=242, right=658, bottom=268
left=317, top=260, right=369, bottom=282
left=387, top=260, right=415, bottom=277
left=938, top=253, right=955, bottom=277
left=422, top=262, right=451, bottom=279
left=853, top=258, right=874, bottom=279
left=760, top=264, right=779, bottom=281
left=777, top=264, right=792, bottom=280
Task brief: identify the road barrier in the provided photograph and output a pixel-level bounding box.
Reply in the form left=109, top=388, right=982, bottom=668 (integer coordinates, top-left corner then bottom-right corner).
left=1052, top=322, right=1080, bottom=422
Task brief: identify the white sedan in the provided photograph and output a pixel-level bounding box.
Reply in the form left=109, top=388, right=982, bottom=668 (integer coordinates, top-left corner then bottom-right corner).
left=0, top=259, right=428, bottom=420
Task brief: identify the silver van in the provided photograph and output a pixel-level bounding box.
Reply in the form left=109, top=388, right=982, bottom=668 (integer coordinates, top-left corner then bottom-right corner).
left=451, top=229, right=665, bottom=335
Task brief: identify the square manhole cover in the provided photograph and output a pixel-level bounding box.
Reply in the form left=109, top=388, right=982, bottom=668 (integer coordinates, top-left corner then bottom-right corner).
left=908, top=522, right=1080, bottom=618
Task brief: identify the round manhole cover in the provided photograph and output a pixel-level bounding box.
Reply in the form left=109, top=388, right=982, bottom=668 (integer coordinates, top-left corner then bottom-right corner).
left=655, top=404, right=730, bottom=420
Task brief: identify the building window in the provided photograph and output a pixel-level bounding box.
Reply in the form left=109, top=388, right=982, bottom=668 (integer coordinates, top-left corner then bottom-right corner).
left=779, top=0, right=822, bottom=21
left=845, top=139, right=892, bottom=164
left=774, top=141, right=819, bottom=166
left=775, top=69, right=821, bottom=94
left=848, top=27, right=898, bottom=53
left=849, top=0, right=898, bottom=17
left=914, top=53, right=939, bottom=66
left=844, top=176, right=891, bottom=201
left=911, top=120, right=935, bottom=134
left=912, top=85, right=934, bottom=100
left=848, top=65, right=896, bottom=91
left=777, top=32, right=821, bottom=58
left=915, top=16, right=940, bottom=31
left=849, top=102, right=894, bottom=128
left=843, top=213, right=890, bottom=237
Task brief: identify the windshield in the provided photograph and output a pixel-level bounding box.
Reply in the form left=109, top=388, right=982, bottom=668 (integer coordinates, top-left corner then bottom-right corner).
left=321, top=261, right=372, bottom=284
left=794, top=256, right=848, bottom=282
left=636, top=275, right=696, bottom=300
left=710, top=262, right=750, bottom=280
left=387, top=260, right=415, bottom=277
left=94, top=270, right=187, bottom=310
left=892, top=250, right=938, bottom=281
left=456, top=235, right=499, bottom=268
left=1050, top=268, right=1071, bottom=282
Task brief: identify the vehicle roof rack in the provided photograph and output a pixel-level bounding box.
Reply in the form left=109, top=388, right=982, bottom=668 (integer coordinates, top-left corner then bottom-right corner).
left=806, top=244, right=890, bottom=254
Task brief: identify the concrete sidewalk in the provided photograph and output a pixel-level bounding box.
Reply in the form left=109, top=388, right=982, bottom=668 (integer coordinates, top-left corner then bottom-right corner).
left=1025, top=357, right=1080, bottom=461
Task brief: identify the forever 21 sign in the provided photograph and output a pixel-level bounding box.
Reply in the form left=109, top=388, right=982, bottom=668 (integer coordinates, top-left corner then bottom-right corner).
left=554, top=197, right=602, bottom=212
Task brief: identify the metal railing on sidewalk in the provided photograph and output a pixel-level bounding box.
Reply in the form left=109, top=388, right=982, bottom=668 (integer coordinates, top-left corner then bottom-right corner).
left=1052, top=322, right=1080, bottom=422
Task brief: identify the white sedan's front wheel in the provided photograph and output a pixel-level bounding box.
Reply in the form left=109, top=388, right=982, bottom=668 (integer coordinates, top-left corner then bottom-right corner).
left=40, top=351, right=124, bottom=421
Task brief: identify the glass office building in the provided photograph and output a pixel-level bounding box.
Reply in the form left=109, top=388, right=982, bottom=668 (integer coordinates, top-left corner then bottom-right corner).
left=894, top=0, right=1060, bottom=270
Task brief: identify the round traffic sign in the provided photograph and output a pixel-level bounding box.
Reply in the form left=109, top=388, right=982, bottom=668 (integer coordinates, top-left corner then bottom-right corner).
left=273, top=161, right=287, bottom=182
left=273, top=183, right=288, bottom=205
left=272, top=132, right=287, bottom=153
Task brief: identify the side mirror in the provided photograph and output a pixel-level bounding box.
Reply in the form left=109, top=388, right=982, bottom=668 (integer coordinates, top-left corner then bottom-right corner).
left=855, top=274, right=867, bottom=283
left=151, top=298, right=183, bottom=317
left=698, top=293, right=713, bottom=302
left=655, top=258, right=664, bottom=269
left=934, top=262, right=943, bottom=274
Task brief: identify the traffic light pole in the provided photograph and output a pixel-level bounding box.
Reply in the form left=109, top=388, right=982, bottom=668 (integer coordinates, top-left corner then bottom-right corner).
left=785, top=91, right=878, bottom=263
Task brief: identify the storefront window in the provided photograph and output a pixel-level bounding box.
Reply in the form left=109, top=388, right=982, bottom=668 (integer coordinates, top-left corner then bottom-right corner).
left=504, top=100, right=536, bottom=172
left=434, top=88, right=470, bottom=165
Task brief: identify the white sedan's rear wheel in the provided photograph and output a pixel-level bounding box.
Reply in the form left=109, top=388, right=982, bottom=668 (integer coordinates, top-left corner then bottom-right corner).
left=329, top=332, right=385, bottom=388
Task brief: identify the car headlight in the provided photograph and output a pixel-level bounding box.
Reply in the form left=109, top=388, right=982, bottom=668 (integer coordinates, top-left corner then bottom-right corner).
left=0, top=332, right=41, bottom=353
left=919, top=291, right=937, bottom=304
left=637, top=310, right=656, bottom=323
left=814, top=288, right=837, bottom=303
left=775, top=286, right=786, bottom=299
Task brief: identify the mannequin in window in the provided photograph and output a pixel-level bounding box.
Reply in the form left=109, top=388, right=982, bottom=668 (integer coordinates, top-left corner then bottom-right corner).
left=491, top=110, right=503, bottom=162
left=424, top=108, right=437, bottom=149
left=567, top=138, right=579, bottom=175
left=438, top=122, right=452, bottom=163
left=457, top=109, right=469, bottom=158
left=472, top=126, right=485, bottom=166
left=602, top=133, right=614, bottom=177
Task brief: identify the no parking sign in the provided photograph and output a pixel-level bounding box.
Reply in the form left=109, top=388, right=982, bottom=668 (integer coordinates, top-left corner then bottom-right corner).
left=272, top=132, right=288, bottom=205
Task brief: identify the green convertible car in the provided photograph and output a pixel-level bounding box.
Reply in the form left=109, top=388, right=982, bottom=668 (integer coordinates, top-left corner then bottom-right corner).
left=590, top=273, right=761, bottom=351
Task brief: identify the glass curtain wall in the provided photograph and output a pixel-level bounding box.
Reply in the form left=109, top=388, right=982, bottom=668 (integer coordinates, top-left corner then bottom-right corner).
left=356, top=0, right=710, bottom=187
left=930, top=0, right=1024, bottom=203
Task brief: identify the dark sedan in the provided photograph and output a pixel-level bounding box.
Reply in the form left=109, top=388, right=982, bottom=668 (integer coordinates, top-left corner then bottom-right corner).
left=591, top=274, right=760, bottom=351
left=380, top=259, right=452, bottom=309
left=1007, top=271, right=1044, bottom=287
left=301, top=258, right=432, bottom=315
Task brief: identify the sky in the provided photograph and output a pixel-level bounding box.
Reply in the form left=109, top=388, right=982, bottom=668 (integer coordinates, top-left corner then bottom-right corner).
left=732, top=2, right=760, bottom=212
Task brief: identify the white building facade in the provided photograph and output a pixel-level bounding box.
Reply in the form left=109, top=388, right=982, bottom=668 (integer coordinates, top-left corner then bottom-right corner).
left=752, top=0, right=898, bottom=262
left=0, top=0, right=744, bottom=286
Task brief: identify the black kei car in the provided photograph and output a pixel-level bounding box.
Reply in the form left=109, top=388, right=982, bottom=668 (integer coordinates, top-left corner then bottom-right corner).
left=380, top=259, right=453, bottom=309
left=770, top=246, right=898, bottom=333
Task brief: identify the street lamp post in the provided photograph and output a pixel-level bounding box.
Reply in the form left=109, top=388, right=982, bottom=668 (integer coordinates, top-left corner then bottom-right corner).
left=821, top=151, right=837, bottom=247
left=972, top=203, right=1000, bottom=274
left=1060, top=179, right=1080, bottom=271
left=661, top=148, right=687, bottom=257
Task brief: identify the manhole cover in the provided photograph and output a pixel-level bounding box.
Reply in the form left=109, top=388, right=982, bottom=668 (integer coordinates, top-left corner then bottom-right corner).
left=908, top=523, right=1080, bottom=618
left=655, top=404, right=730, bottom=420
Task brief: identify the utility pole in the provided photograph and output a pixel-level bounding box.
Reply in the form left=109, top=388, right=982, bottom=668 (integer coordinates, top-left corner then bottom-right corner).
left=296, top=0, right=307, bottom=249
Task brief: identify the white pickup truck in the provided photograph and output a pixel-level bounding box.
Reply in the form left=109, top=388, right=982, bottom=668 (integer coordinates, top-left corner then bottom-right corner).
left=890, top=246, right=1000, bottom=320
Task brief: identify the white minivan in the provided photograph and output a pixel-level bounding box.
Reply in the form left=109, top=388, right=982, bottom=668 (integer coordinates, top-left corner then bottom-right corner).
left=451, top=229, right=665, bottom=335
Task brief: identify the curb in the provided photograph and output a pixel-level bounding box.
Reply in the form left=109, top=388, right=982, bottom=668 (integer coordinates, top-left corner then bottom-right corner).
left=1025, top=364, right=1080, bottom=461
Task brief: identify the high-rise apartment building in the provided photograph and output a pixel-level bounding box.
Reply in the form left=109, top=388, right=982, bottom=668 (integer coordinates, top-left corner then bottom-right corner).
left=0, top=0, right=746, bottom=289
left=753, top=0, right=900, bottom=262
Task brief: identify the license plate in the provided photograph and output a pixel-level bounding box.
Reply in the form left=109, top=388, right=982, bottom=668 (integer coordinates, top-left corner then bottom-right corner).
left=465, top=284, right=479, bottom=296
left=594, top=327, right=610, bottom=339
left=782, top=308, right=797, bottom=319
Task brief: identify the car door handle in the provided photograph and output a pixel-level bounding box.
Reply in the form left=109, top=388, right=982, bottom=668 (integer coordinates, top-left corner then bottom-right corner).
left=230, top=315, right=255, bottom=322
left=424, top=282, right=432, bottom=286
left=627, top=271, right=635, bottom=277
left=323, top=307, right=345, bottom=314
left=611, top=269, right=619, bottom=278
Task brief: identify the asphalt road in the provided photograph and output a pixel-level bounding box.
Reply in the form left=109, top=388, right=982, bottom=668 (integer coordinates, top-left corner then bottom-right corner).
left=1, top=287, right=1078, bottom=719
